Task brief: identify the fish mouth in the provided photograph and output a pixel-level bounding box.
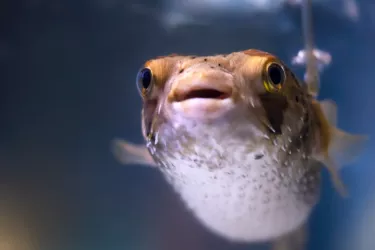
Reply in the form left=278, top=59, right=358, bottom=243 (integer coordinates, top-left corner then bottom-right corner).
left=173, top=82, right=232, bottom=102
left=170, top=78, right=234, bottom=119
left=175, top=89, right=231, bottom=101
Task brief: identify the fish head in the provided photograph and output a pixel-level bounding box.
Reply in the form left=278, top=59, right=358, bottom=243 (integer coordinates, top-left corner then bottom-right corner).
left=136, top=49, right=310, bottom=161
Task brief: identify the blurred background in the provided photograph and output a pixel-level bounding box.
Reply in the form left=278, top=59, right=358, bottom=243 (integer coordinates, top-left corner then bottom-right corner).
left=1, top=0, right=375, bottom=249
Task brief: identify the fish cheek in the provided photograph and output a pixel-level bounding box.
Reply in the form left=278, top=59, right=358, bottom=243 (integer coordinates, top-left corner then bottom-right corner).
left=258, top=93, right=288, bottom=135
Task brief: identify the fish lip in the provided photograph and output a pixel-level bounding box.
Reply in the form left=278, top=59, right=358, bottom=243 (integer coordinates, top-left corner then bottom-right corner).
left=171, top=80, right=233, bottom=103
left=167, top=74, right=235, bottom=120
left=169, top=84, right=235, bottom=120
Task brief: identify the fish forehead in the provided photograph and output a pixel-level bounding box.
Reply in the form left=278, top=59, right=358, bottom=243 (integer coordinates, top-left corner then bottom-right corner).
left=144, top=49, right=277, bottom=68
left=142, top=49, right=279, bottom=88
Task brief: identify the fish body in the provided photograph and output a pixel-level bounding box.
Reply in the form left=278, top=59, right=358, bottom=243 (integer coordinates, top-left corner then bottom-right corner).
left=114, top=49, right=365, bottom=245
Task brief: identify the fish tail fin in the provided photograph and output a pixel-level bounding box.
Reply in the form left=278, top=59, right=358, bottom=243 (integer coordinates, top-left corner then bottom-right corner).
left=318, top=100, right=368, bottom=197
left=111, top=139, right=157, bottom=167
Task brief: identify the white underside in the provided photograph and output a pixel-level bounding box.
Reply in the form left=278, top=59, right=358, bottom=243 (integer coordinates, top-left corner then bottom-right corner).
left=161, top=151, right=317, bottom=243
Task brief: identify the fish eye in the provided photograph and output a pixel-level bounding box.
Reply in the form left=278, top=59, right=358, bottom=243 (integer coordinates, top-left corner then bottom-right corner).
left=264, top=62, right=285, bottom=91
left=137, top=67, right=153, bottom=96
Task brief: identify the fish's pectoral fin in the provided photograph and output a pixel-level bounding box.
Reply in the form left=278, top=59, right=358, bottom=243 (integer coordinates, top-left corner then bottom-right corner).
left=316, top=99, right=368, bottom=197
left=328, top=126, right=368, bottom=168
left=111, top=138, right=157, bottom=167
left=319, top=98, right=367, bottom=167
left=319, top=99, right=337, bottom=126
left=322, top=127, right=367, bottom=197
left=318, top=154, right=348, bottom=197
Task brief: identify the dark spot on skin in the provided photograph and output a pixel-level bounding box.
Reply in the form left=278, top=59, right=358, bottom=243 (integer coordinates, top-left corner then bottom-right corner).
left=218, top=63, right=221, bottom=67
left=204, top=58, right=208, bottom=62
left=258, top=93, right=288, bottom=135
left=179, top=69, right=184, bottom=73
left=148, top=133, right=156, bottom=144
left=254, top=154, right=264, bottom=160
left=300, top=112, right=310, bottom=140
left=210, top=66, right=214, bottom=69
left=260, top=171, right=268, bottom=178
left=191, top=56, right=196, bottom=59
left=145, top=124, right=151, bottom=137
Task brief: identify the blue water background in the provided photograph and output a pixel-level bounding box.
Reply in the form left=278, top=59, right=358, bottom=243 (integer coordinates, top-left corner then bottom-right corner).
left=2, top=1, right=375, bottom=250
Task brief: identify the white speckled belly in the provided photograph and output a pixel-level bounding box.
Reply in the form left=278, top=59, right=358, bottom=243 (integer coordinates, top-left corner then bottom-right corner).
left=160, top=151, right=320, bottom=243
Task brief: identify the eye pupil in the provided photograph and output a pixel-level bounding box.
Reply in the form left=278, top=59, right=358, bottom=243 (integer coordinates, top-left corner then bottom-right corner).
left=268, top=63, right=284, bottom=86
left=138, top=68, right=152, bottom=90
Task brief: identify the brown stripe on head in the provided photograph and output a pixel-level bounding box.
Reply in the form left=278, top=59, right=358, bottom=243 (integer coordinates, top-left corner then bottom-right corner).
left=240, top=49, right=289, bottom=135
left=139, top=55, right=192, bottom=139
left=139, top=56, right=179, bottom=141
left=258, top=92, right=288, bottom=135
left=239, top=49, right=282, bottom=87
left=153, top=53, right=180, bottom=60
left=143, top=57, right=181, bottom=94
left=243, top=49, right=276, bottom=59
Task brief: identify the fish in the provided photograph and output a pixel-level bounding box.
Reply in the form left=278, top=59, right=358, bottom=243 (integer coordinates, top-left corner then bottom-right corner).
left=112, top=49, right=366, bottom=249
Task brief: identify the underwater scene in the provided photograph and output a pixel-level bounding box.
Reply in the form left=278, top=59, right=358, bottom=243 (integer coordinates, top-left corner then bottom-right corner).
left=2, top=0, right=375, bottom=250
